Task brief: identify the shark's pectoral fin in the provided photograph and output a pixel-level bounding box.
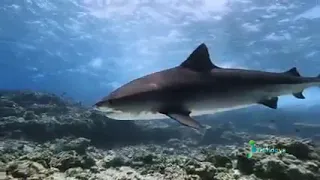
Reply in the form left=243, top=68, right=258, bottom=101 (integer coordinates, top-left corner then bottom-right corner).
left=258, top=97, right=278, bottom=109
left=284, top=67, right=300, bottom=77
left=161, top=111, right=203, bottom=130
left=293, top=91, right=305, bottom=99
left=180, top=43, right=220, bottom=72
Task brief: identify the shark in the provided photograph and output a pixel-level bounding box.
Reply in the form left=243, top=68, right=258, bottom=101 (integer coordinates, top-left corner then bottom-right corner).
left=94, top=43, right=320, bottom=130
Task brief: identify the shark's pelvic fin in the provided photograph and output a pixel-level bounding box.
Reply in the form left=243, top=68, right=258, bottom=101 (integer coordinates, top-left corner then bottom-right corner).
left=293, top=91, right=305, bottom=99
left=162, top=111, right=203, bottom=130
left=284, top=67, right=300, bottom=77
left=180, top=43, right=219, bottom=72
left=258, top=97, right=278, bottom=109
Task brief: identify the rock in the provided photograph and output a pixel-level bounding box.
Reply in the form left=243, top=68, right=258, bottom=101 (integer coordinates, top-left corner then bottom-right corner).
left=205, top=154, right=232, bottom=168
left=0, top=107, right=23, bottom=117
left=6, top=160, right=47, bottom=179
left=163, top=148, right=175, bottom=155
left=253, top=156, right=288, bottom=179
left=9, top=91, right=66, bottom=108
left=65, top=167, right=92, bottom=180
left=27, top=104, right=68, bottom=116
left=0, top=172, right=6, bottom=180
left=23, top=111, right=37, bottom=120
left=305, top=161, right=319, bottom=172
left=287, top=164, right=318, bottom=180
left=19, top=150, right=53, bottom=168
left=132, top=152, right=159, bottom=165
left=167, top=138, right=183, bottom=148
left=185, top=160, right=216, bottom=180
left=101, top=154, right=129, bottom=168
left=49, top=151, right=95, bottom=171
left=284, top=141, right=313, bottom=160
left=214, top=171, right=238, bottom=180
left=50, top=137, right=91, bottom=154
left=238, top=174, right=261, bottom=180
left=93, top=166, right=144, bottom=180
left=236, top=153, right=256, bottom=175
left=0, top=161, right=5, bottom=171
left=0, top=99, right=16, bottom=108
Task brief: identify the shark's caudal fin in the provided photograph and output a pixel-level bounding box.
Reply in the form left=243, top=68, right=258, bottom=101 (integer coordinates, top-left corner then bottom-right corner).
left=180, top=43, right=220, bottom=72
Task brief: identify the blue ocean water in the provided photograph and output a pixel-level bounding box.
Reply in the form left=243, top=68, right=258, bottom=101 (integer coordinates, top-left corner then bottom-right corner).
left=1, top=0, right=320, bottom=107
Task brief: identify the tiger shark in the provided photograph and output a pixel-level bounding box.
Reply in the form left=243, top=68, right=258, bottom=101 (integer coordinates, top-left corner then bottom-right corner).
left=94, top=43, right=320, bottom=130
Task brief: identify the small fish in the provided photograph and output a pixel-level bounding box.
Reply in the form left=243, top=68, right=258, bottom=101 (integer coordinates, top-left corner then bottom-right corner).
left=94, top=43, right=320, bottom=131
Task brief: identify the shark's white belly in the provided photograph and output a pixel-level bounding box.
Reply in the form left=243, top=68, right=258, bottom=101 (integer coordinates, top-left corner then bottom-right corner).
left=188, top=99, right=256, bottom=116
left=98, top=93, right=258, bottom=120
left=99, top=98, right=255, bottom=120
left=97, top=106, right=167, bottom=120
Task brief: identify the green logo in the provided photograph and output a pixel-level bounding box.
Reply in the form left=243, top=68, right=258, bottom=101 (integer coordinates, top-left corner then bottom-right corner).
left=247, top=140, right=256, bottom=158
left=246, top=139, right=286, bottom=159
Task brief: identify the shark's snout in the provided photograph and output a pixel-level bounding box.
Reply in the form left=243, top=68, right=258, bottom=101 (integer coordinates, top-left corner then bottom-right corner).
left=94, top=99, right=113, bottom=111
left=94, top=101, right=105, bottom=107
left=94, top=97, right=126, bottom=117
left=94, top=94, right=116, bottom=107
left=94, top=99, right=136, bottom=120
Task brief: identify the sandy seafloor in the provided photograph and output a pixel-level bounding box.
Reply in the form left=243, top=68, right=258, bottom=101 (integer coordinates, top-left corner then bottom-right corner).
left=0, top=90, right=319, bottom=180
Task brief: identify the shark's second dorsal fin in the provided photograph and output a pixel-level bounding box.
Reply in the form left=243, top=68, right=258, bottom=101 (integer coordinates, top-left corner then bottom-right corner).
left=284, top=67, right=300, bottom=77
left=293, top=92, right=305, bottom=99
left=180, top=43, right=219, bottom=72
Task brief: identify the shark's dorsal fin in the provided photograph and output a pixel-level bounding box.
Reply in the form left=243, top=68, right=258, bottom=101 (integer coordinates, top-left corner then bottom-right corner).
left=180, top=43, right=219, bottom=72
left=258, top=97, right=278, bottom=109
left=284, top=67, right=300, bottom=77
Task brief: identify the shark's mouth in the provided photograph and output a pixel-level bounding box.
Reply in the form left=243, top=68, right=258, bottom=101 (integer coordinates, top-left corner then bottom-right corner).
left=94, top=106, right=167, bottom=120
left=94, top=106, right=119, bottom=114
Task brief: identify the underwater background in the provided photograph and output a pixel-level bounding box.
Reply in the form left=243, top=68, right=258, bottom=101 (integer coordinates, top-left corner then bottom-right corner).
left=1, top=1, right=320, bottom=180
